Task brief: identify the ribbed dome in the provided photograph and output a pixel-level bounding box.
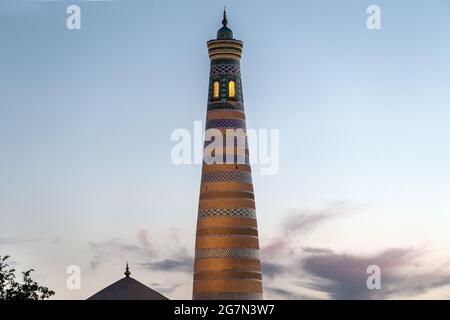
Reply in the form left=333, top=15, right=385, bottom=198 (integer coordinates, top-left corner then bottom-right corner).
left=217, top=8, right=233, bottom=40
left=88, top=276, right=169, bottom=300
left=217, top=26, right=233, bottom=39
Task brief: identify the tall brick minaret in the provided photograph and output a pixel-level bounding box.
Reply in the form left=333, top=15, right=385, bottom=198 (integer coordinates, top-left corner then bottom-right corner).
left=193, top=10, right=263, bottom=300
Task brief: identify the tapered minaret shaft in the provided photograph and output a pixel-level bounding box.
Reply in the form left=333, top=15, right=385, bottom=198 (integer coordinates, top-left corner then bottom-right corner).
left=193, top=10, right=263, bottom=300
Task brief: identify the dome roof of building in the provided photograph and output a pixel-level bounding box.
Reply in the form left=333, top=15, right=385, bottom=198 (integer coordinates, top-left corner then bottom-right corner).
left=217, top=26, right=233, bottom=40
left=87, top=263, right=169, bottom=300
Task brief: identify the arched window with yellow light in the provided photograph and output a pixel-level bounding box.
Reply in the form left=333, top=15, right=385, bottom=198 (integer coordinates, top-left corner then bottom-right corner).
left=228, top=80, right=236, bottom=98
left=213, top=81, right=220, bottom=99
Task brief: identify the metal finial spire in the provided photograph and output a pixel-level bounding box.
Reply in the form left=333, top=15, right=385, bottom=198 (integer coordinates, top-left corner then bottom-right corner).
left=222, top=7, right=228, bottom=27
left=124, top=261, right=131, bottom=277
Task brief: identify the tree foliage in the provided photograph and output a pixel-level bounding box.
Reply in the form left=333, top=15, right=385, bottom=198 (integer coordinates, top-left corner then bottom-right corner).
left=0, top=255, right=55, bottom=300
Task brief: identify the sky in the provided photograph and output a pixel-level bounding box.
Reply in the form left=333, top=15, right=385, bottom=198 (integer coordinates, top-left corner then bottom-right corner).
left=1, top=0, right=450, bottom=299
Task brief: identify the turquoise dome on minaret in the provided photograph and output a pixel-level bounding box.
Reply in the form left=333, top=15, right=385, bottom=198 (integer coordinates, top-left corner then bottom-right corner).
left=217, top=8, right=233, bottom=39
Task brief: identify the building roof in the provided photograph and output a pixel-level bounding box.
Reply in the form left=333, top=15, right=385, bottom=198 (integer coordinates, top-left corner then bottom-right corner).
left=87, top=263, right=169, bottom=300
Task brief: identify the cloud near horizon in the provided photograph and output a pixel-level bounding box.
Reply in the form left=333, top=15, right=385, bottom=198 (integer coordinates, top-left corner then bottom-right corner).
left=261, top=203, right=450, bottom=300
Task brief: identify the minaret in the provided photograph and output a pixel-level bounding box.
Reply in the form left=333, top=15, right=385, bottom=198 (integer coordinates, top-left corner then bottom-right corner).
left=193, top=10, right=263, bottom=300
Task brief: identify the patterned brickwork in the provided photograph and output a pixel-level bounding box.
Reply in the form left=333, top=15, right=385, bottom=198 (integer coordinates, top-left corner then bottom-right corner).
left=206, top=118, right=247, bottom=130
left=210, top=64, right=241, bottom=76
left=201, top=171, right=252, bottom=184
left=195, top=248, right=260, bottom=260
left=202, top=164, right=251, bottom=172
left=198, top=208, right=256, bottom=218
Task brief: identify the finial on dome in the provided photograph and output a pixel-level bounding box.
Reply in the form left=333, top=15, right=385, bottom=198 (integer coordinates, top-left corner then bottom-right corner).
left=222, top=7, right=228, bottom=27
left=124, top=261, right=131, bottom=277
left=217, top=7, right=233, bottom=39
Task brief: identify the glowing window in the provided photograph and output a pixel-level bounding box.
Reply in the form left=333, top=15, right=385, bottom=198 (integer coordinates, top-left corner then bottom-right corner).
left=213, top=81, right=220, bottom=98
left=229, top=81, right=236, bottom=98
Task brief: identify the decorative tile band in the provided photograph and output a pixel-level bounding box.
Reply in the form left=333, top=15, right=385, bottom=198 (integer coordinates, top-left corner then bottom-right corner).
left=195, top=248, right=260, bottom=260
left=201, top=171, right=252, bottom=183
left=193, top=292, right=263, bottom=300
left=210, top=64, right=241, bottom=76
left=197, top=217, right=258, bottom=231
left=201, top=163, right=251, bottom=172
left=206, top=118, right=246, bottom=130
left=198, top=208, right=256, bottom=218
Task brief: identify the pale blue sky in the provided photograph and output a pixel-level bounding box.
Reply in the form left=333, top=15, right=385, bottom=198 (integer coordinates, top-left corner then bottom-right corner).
left=1, top=0, right=450, bottom=299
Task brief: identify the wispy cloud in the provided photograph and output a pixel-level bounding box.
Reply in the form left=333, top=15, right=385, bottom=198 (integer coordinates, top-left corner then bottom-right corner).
left=281, top=202, right=349, bottom=235
left=89, top=237, right=155, bottom=270
left=89, top=230, right=193, bottom=274
left=140, top=257, right=193, bottom=273
left=301, top=247, right=334, bottom=255
left=262, top=202, right=352, bottom=256
left=0, top=236, right=37, bottom=246
left=265, top=287, right=319, bottom=300
left=149, top=283, right=183, bottom=295
left=262, top=262, right=286, bottom=279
